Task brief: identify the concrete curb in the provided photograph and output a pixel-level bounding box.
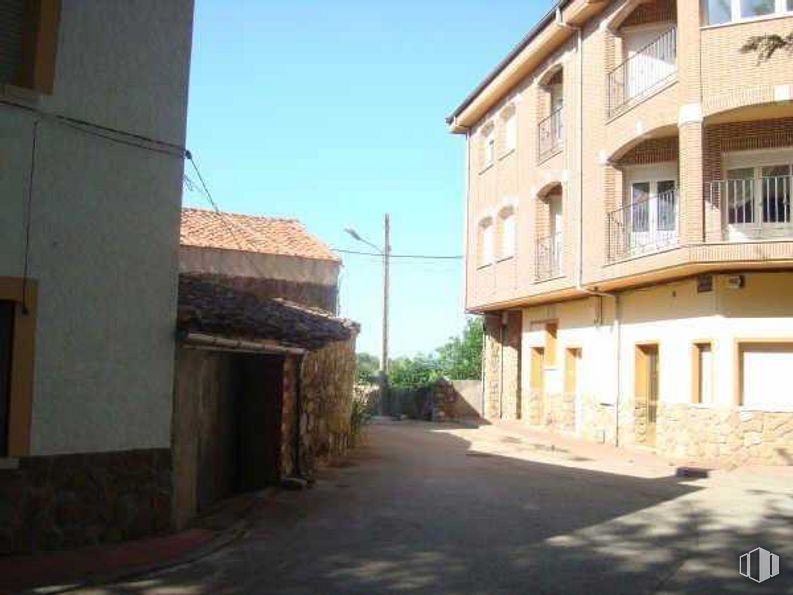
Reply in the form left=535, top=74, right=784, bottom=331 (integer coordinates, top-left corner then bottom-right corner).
left=19, top=488, right=277, bottom=595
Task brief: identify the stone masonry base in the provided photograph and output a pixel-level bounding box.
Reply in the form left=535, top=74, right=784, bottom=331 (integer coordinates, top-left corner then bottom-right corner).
left=0, top=448, right=171, bottom=554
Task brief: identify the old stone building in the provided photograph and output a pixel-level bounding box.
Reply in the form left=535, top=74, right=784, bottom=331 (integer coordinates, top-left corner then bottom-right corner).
left=173, top=209, right=359, bottom=528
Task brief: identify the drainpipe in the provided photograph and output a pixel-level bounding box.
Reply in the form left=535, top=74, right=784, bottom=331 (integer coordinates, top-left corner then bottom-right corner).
left=557, top=7, right=622, bottom=447
left=499, top=312, right=506, bottom=419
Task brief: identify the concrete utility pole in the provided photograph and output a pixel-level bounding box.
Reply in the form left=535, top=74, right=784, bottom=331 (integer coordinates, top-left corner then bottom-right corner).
left=344, top=214, right=391, bottom=415
left=381, top=214, right=391, bottom=415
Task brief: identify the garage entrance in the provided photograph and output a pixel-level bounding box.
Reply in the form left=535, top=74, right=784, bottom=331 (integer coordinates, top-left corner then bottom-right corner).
left=172, top=349, right=286, bottom=526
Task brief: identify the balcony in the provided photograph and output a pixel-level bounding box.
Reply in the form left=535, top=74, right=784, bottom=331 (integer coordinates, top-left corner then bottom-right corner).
left=537, top=107, right=564, bottom=161
left=535, top=232, right=563, bottom=281
left=607, top=26, right=677, bottom=118
left=707, top=175, right=793, bottom=242
left=607, top=189, right=679, bottom=262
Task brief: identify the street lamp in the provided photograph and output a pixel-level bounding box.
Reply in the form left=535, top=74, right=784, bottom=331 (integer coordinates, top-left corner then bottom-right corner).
left=345, top=215, right=391, bottom=414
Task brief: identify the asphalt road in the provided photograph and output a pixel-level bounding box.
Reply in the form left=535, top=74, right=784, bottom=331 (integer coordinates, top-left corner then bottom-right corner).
left=81, top=421, right=793, bottom=595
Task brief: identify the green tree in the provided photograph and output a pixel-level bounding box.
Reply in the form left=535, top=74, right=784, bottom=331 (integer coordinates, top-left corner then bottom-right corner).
left=355, top=352, right=380, bottom=385
left=388, top=355, right=439, bottom=391
left=436, top=316, right=483, bottom=380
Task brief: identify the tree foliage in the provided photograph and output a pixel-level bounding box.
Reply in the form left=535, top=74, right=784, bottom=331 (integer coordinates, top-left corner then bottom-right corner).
left=355, top=352, right=380, bottom=384
left=382, top=316, right=484, bottom=391
left=436, top=317, right=483, bottom=381
left=741, top=32, right=793, bottom=61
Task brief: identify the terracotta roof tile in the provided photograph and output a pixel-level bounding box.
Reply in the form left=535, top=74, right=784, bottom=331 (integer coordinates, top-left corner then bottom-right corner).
left=181, top=208, right=340, bottom=262
left=177, top=275, right=358, bottom=350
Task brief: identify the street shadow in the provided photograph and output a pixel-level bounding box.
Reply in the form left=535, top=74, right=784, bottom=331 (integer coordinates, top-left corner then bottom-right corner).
left=76, top=423, right=792, bottom=595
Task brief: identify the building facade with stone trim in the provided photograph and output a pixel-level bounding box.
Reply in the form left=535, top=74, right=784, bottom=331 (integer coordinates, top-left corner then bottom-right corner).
left=448, top=0, right=793, bottom=464
left=0, top=1, right=194, bottom=552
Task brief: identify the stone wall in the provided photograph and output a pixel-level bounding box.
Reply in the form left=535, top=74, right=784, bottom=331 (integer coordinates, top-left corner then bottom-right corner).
left=656, top=405, right=793, bottom=465
left=299, top=336, right=357, bottom=476
left=432, top=379, right=484, bottom=421
left=0, top=449, right=171, bottom=554
left=482, top=312, right=521, bottom=420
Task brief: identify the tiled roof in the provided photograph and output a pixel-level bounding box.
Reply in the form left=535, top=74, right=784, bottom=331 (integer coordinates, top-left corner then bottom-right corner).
left=181, top=208, right=340, bottom=262
left=177, top=275, right=358, bottom=351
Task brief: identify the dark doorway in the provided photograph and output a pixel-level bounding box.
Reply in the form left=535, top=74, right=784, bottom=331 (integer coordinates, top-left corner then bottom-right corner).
left=181, top=350, right=286, bottom=516
left=0, top=301, right=14, bottom=457
left=237, top=355, right=284, bottom=491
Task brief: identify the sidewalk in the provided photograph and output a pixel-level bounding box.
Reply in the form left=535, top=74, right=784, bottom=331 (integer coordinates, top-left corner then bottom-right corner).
left=0, top=491, right=268, bottom=594
left=451, top=417, right=793, bottom=484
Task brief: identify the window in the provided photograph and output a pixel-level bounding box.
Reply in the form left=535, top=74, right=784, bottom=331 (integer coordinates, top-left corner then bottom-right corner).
left=504, top=110, right=516, bottom=153
left=0, top=0, right=59, bottom=93
left=739, top=343, right=793, bottom=410
left=704, top=0, right=733, bottom=24
left=692, top=342, right=714, bottom=405
left=723, top=153, right=793, bottom=228
left=478, top=218, right=494, bottom=266
left=0, top=301, right=14, bottom=457
left=499, top=207, right=515, bottom=259
left=703, top=0, right=792, bottom=25
left=741, top=0, right=775, bottom=17
left=482, top=125, right=495, bottom=168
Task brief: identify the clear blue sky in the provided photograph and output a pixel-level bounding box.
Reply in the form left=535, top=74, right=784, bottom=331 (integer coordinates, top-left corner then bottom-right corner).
left=183, top=0, right=555, bottom=357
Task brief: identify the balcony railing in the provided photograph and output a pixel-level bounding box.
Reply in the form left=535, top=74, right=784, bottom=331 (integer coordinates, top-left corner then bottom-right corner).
left=535, top=232, right=563, bottom=281
left=607, top=189, right=679, bottom=262
left=537, top=106, right=564, bottom=161
left=707, top=175, right=793, bottom=242
left=607, top=26, right=677, bottom=118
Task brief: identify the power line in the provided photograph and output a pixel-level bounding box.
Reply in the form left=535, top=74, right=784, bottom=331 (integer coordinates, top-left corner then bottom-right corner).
left=0, top=96, right=186, bottom=158
left=333, top=248, right=462, bottom=260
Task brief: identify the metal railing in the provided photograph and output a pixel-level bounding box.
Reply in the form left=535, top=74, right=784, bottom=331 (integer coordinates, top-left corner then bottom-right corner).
left=535, top=232, right=563, bottom=281
left=607, top=26, right=677, bottom=118
left=607, top=189, right=679, bottom=262
left=707, top=175, right=793, bottom=241
left=537, top=106, right=564, bottom=161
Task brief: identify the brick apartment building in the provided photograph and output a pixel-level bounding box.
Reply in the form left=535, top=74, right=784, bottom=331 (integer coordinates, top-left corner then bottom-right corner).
left=447, top=0, right=793, bottom=464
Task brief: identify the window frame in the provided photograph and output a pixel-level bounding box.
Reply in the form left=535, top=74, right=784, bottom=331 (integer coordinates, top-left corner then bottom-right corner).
left=478, top=217, right=495, bottom=267
left=691, top=341, right=715, bottom=405
left=702, top=0, right=793, bottom=27
left=0, top=278, right=36, bottom=457
left=0, top=302, right=14, bottom=457
left=1, top=0, right=60, bottom=94
left=497, top=206, right=516, bottom=260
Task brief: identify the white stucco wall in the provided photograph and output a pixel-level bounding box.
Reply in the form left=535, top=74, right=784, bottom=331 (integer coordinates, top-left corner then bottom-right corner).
left=0, top=0, right=194, bottom=455
left=521, top=272, right=793, bottom=421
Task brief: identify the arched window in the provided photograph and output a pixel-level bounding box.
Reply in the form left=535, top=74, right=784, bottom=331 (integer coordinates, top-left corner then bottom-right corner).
left=498, top=206, right=516, bottom=259
left=501, top=105, right=517, bottom=153
left=478, top=217, right=494, bottom=266
left=481, top=123, right=495, bottom=168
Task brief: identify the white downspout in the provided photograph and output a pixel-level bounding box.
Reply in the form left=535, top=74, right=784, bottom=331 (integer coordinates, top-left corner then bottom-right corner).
left=556, top=6, right=622, bottom=447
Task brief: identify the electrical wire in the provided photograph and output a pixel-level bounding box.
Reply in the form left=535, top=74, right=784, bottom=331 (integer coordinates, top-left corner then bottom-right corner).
left=333, top=248, right=462, bottom=260
left=0, top=96, right=186, bottom=158
left=21, top=120, right=39, bottom=315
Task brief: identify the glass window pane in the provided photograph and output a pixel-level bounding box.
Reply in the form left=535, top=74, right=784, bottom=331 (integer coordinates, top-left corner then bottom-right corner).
left=789, top=0, right=793, bottom=11
left=704, top=0, right=732, bottom=24
left=726, top=169, right=755, bottom=224
left=657, top=181, right=677, bottom=231
left=741, top=0, right=775, bottom=17
left=761, top=166, right=791, bottom=223
left=631, top=183, right=650, bottom=232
